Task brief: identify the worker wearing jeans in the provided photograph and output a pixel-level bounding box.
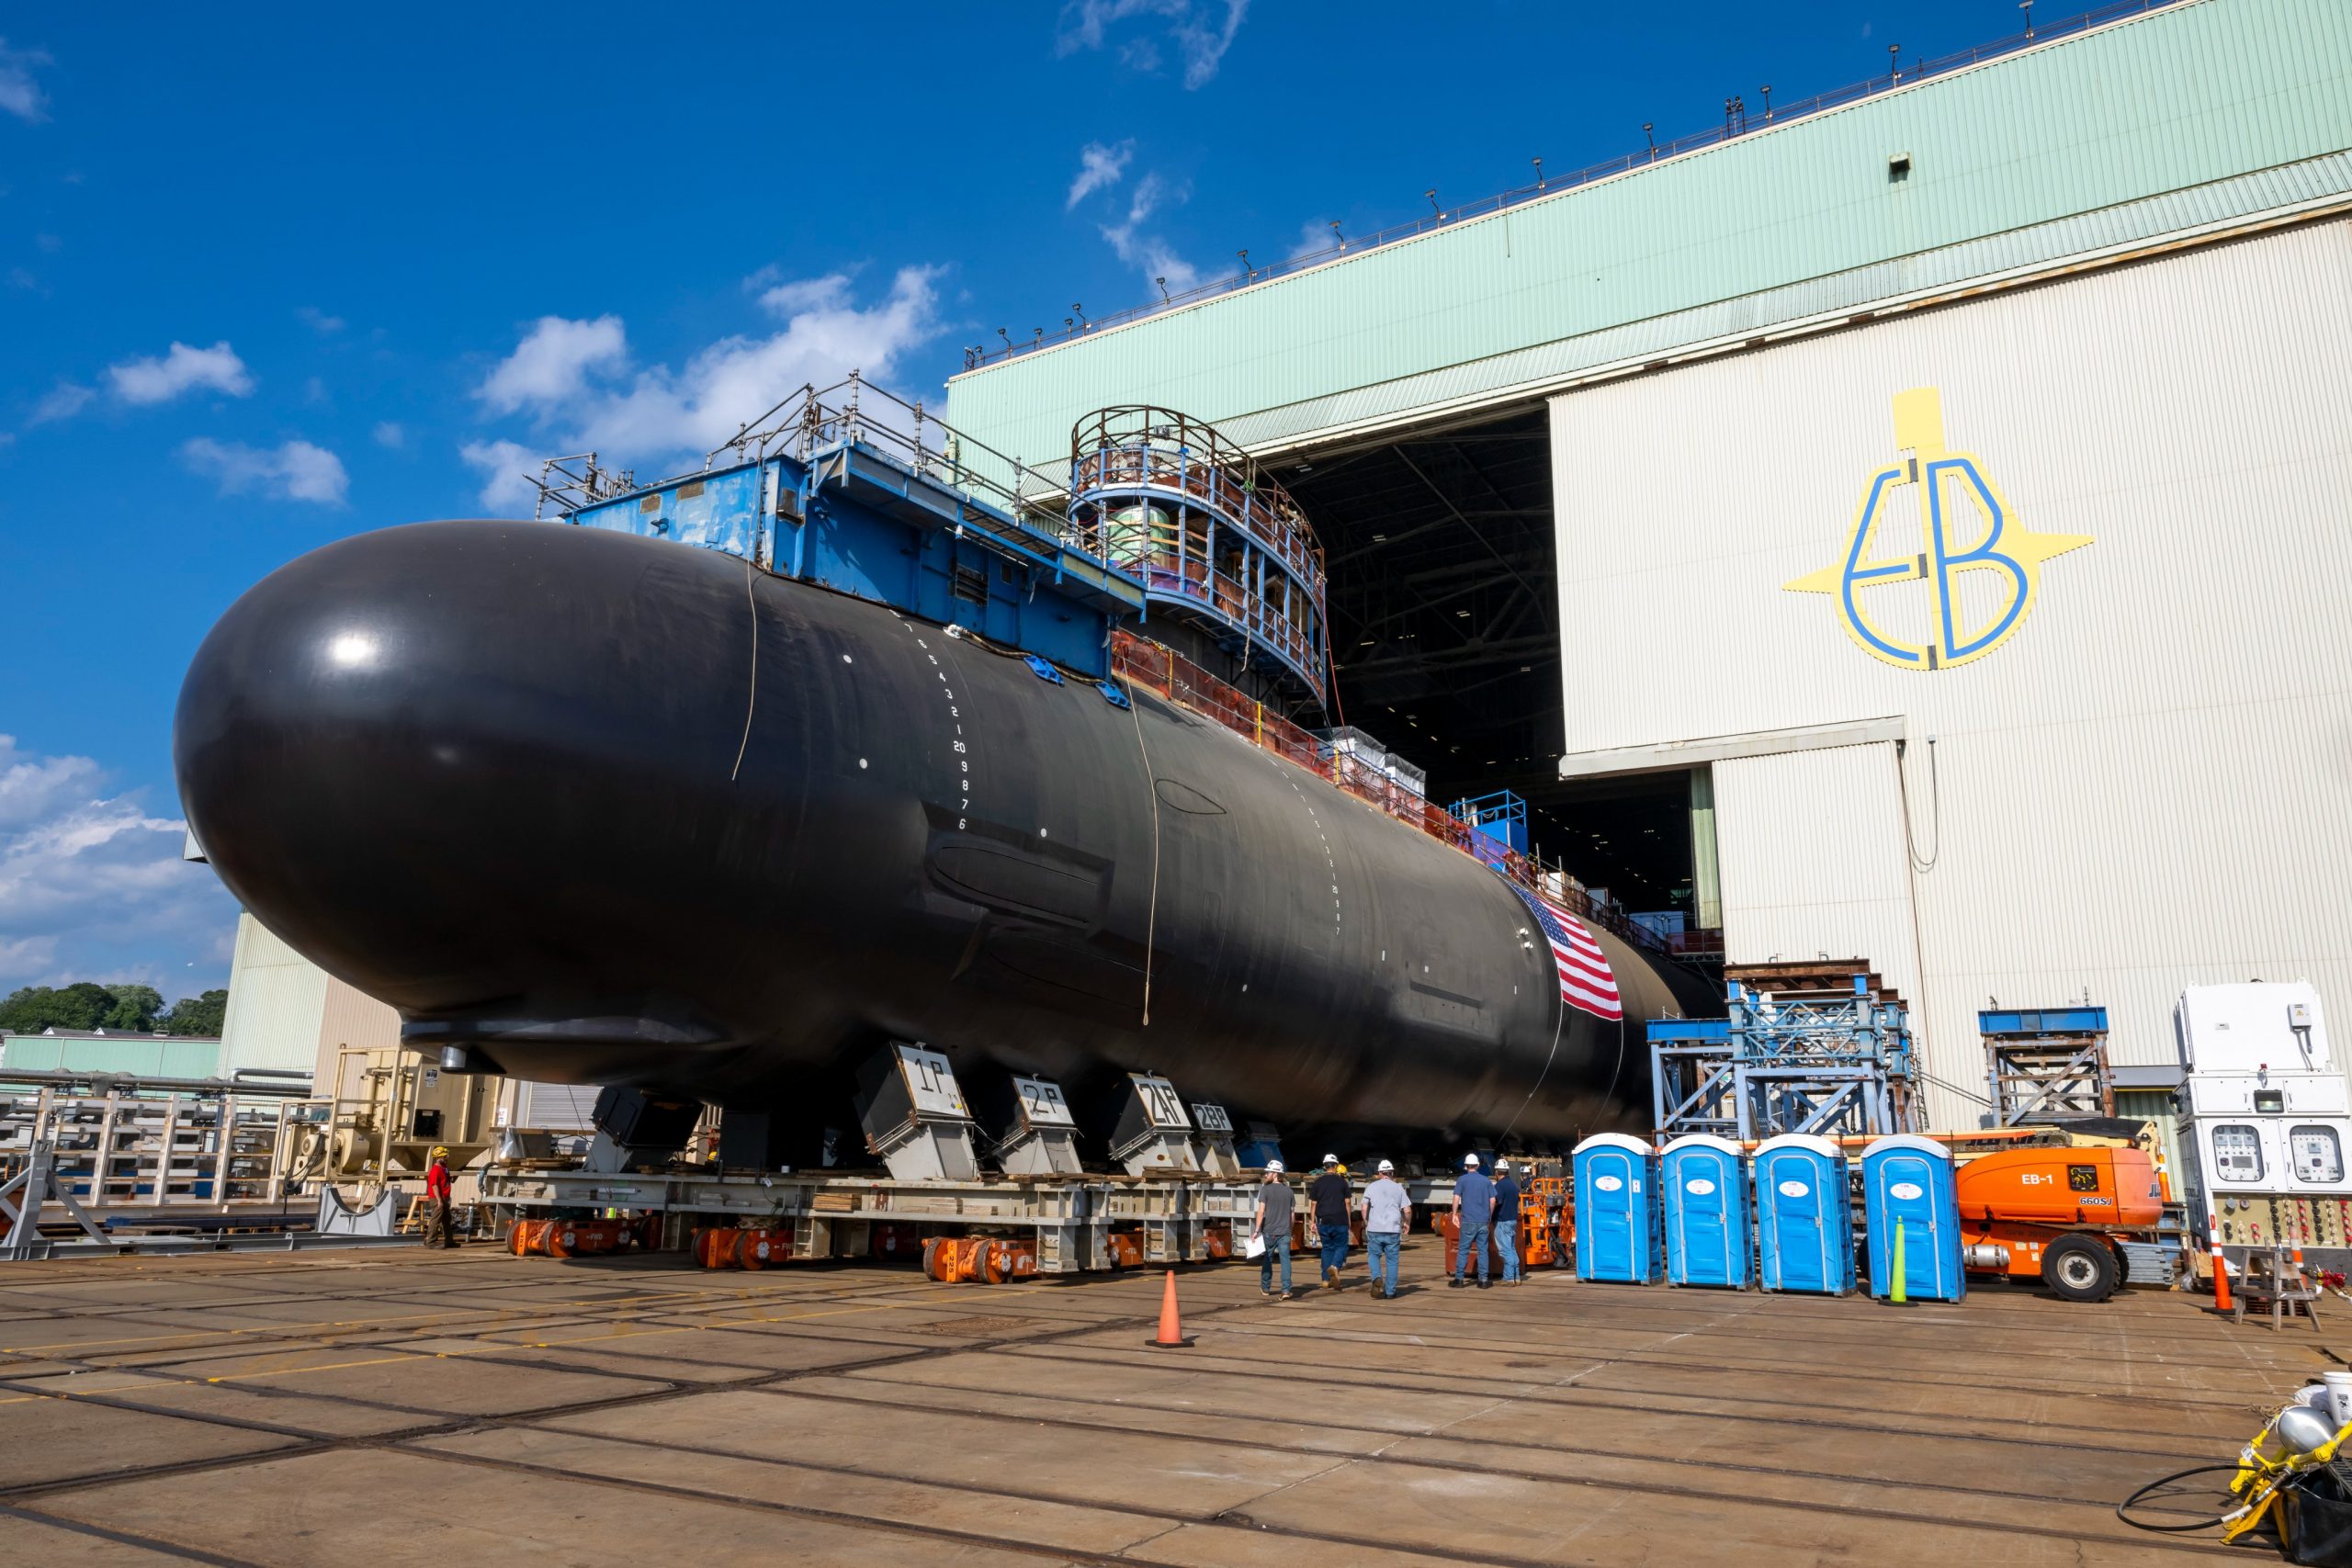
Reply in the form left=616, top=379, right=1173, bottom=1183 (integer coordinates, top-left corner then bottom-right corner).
left=1451, top=1154, right=1494, bottom=1287
left=1307, top=1154, right=1352, bottom=1290
left=1360, top=1159, right=1411, bottom=1299
left=1252, top=1161, right=1295, bottom=1298
left=1492, top=1160, right=1523, bottom=1284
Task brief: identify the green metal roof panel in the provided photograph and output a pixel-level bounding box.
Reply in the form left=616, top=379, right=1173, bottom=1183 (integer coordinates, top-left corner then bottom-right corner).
left=947, top=0, right=2352, bottom=465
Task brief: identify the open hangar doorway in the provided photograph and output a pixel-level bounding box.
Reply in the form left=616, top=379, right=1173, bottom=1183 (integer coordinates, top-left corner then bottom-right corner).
left=1277, top=404, right=1714, bottom=947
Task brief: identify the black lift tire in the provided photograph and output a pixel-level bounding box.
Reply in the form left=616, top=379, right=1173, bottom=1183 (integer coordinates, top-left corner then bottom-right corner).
left=2042, top=1233, right=2120, bottom=1302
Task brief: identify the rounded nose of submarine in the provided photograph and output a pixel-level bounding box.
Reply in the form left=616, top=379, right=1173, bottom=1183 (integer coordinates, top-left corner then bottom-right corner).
left=173, top=520, right=778, bottom=1056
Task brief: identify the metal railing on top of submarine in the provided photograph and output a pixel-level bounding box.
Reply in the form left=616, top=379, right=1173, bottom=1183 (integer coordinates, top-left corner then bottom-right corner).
left=534, top=373, right=1131, bottom=575
left=1108, top=631, right=1673, bottom=957
left=712, top=374, right=1109, bottom=559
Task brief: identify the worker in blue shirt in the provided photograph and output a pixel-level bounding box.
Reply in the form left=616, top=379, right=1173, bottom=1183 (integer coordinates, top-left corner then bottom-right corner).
left=1450, top=1153, right=1495, bottom=1288
left=1491, top=1159, right=1523, bottom=1284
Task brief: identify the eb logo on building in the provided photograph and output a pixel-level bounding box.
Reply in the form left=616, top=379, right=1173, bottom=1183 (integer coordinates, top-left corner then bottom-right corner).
left=1785, top=389, right=2090, bottom=670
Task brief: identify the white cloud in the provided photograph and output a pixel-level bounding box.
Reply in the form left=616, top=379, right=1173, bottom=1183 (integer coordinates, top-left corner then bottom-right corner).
left=371, top=421, right=405, bottom=449
left=180, top=438, right=349, bottom=505
left=1288, top=219, right=1339, bottom=261
left=1056, top=0, right=1248, bottom=89
left=474, top=314, right=627, bottom=416
left=28, top=379, right=92, bottom=423
left=0, top=38, right=52, bottom=124
left=1067, top=139, right=1134, bottom=209
left=0, top=737, right=239, bottom=993
left=295, top=305, right=345, bottom=334
left=754, top=273, right=853, bottom=317
left=1099, top=172, right=1202, bottom=295
left=459, top=439, right=539, bottom=513
left=107, top=341, right=254, bottom=405
left=469, top=266, right=944, bottom=474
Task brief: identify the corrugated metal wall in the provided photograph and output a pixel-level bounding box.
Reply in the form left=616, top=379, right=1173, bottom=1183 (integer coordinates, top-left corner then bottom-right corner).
left=947, top=0, right=2352, bottom=473
left=218, top=912, right=332, bottom=1077
left=513, top=1080, right=599, bottom=1132
left=1713, top=740, right=1924, bottom=1024
left=1549, top=217, right=2352, bottom=1128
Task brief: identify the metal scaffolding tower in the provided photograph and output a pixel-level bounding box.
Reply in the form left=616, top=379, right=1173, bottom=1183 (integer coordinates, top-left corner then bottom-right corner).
left=1982, top=1006, right=2113, bottom=1126
left=1649, top=975, right=1917, bottom=1140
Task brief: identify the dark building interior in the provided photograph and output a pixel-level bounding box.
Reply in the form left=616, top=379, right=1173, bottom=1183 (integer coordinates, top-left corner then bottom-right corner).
left=1283, top=406, right=1700, bottom=923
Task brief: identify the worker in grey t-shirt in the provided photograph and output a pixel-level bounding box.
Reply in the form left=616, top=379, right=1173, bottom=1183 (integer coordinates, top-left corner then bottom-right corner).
left=1359, top=1160, right=1412, bottom=1299
left=1251, top=1160, right=1295, bottom=1299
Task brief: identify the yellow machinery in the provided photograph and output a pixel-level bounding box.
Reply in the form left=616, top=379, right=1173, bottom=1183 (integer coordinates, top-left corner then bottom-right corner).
left=309, top=1045, right=497, bottom=1184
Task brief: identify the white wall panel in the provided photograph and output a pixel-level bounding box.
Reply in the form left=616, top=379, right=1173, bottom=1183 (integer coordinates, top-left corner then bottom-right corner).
left=1713, top=744, right=1922, bottom=1083
left=219, top=912, right=332, bottom=1077
left=1550, top=219, right=2352, bottom=1122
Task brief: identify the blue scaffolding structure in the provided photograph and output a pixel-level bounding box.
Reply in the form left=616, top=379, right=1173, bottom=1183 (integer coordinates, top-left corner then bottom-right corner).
left=1649, top=976, right=1917, bottom=1141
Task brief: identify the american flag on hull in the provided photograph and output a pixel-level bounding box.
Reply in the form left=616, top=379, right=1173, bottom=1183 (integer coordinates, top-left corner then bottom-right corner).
left=1510, top=884, right=1623, bottom=1021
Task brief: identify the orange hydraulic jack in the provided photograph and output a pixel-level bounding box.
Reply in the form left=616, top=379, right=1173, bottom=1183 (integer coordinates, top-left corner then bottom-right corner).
left=509, top=1216, right=632, bottom=1258
left=922, top=1235, right=1039, bottom=1283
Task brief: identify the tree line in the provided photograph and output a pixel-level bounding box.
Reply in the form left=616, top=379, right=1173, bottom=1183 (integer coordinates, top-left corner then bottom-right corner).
left=0, top=983, right=229, bottom=1037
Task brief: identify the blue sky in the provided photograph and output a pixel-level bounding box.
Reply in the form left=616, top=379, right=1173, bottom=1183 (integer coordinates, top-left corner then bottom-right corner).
left=0, top=0, right=2033, bottom=997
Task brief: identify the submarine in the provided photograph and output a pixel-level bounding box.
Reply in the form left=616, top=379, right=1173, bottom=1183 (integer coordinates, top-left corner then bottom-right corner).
left=174, top=387, right=1710, bottom=1166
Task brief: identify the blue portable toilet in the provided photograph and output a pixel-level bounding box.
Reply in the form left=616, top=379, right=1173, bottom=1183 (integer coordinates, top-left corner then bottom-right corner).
left=1861, top=1134, right=1963, bottom=1302
left=1573, top=1133, right=1660, bottom=1283
left=1753, top=1134, right=1854, bottom=1295
left=1661, top=1134, right=1751, bottom=1288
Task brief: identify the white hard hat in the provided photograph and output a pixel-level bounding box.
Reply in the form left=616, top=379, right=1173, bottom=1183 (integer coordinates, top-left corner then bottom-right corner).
left=1265, top=1159, right=1284, bottom=1173
left=1464, top=1154, right=1480, bottom=1168
left=1322, top=1152, right=1339, bottom=1165
left=1376, top=1159, right=1395, bottom=1173
left=1497, top=1159, right=1511, bottom=1171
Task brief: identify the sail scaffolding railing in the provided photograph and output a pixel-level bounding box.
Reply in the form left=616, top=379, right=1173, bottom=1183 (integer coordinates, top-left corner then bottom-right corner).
left=964, top=0, right=2190, bottom=368
left=1071, top=407, right=1327, bottom=584
left=1109, top=631, right=1669, bottom=956
left=1075, top=406, right=1329, bottom=704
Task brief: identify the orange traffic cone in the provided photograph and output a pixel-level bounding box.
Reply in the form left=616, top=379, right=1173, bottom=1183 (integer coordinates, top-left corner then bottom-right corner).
left=1146, top=1269, right=1194, bottom=1348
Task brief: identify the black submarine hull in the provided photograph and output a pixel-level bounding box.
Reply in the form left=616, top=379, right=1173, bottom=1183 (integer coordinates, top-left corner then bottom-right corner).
left=175, top=521, right=1703, bottom=1153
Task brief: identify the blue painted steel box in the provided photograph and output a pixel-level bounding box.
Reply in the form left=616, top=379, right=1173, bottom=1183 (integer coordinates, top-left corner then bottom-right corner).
left=1754, top=1134, right=1854, bottom=1295
left=1662, top=1134, right=1752, bottom=1288
left=1574, top=1133, right=1661, bottom=1283
left=1862, top=1134, right=1964, bottom=1302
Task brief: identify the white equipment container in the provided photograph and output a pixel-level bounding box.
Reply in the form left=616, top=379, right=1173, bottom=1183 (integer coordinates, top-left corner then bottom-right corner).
left=2177, top=983, right=2352, bottom=1261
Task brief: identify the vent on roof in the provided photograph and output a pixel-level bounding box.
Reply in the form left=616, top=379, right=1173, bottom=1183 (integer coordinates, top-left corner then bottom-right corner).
left=1888, top=152, right=1912, bottom=182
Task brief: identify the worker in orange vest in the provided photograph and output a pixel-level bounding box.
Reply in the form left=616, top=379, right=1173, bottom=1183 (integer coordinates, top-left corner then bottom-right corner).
left=424, top=1145, right=458, bottom=1249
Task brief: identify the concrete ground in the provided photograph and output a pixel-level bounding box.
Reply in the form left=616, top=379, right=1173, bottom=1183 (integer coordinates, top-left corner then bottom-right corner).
left=0, top=1234, right=2324, bottom=1565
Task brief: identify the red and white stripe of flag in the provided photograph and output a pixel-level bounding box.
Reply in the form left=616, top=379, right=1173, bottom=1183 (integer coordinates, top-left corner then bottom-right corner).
left=1513, top=885, right=1623, bottom=1021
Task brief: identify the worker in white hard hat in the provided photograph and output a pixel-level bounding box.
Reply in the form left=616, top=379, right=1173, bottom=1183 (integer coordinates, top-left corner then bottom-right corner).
left=1359, top=1158, right=1411, bottom=1299
left=1492, top=1159, right=1524, bottom=1285
left=423, top=1145, right=458, bottom=1250
left=1451, top=1153, right=1496, bottom=1288
left=1251, top=1159, right=1295, bottom=1299
left=1307, top=1154, right=1351, bottom=1291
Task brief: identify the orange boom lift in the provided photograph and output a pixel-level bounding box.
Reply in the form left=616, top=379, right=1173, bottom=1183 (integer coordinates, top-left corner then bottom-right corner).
left=1951, top=1145, right=2164, bottom=1302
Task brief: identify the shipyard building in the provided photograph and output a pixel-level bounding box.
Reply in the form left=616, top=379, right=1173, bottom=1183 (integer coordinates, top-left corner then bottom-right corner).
left=944, top=0, right=2352, bottom=1128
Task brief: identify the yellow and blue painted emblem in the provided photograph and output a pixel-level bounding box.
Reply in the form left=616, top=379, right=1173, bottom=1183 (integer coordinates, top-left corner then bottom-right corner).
left=1785, top=389, right=2090, bottom=670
